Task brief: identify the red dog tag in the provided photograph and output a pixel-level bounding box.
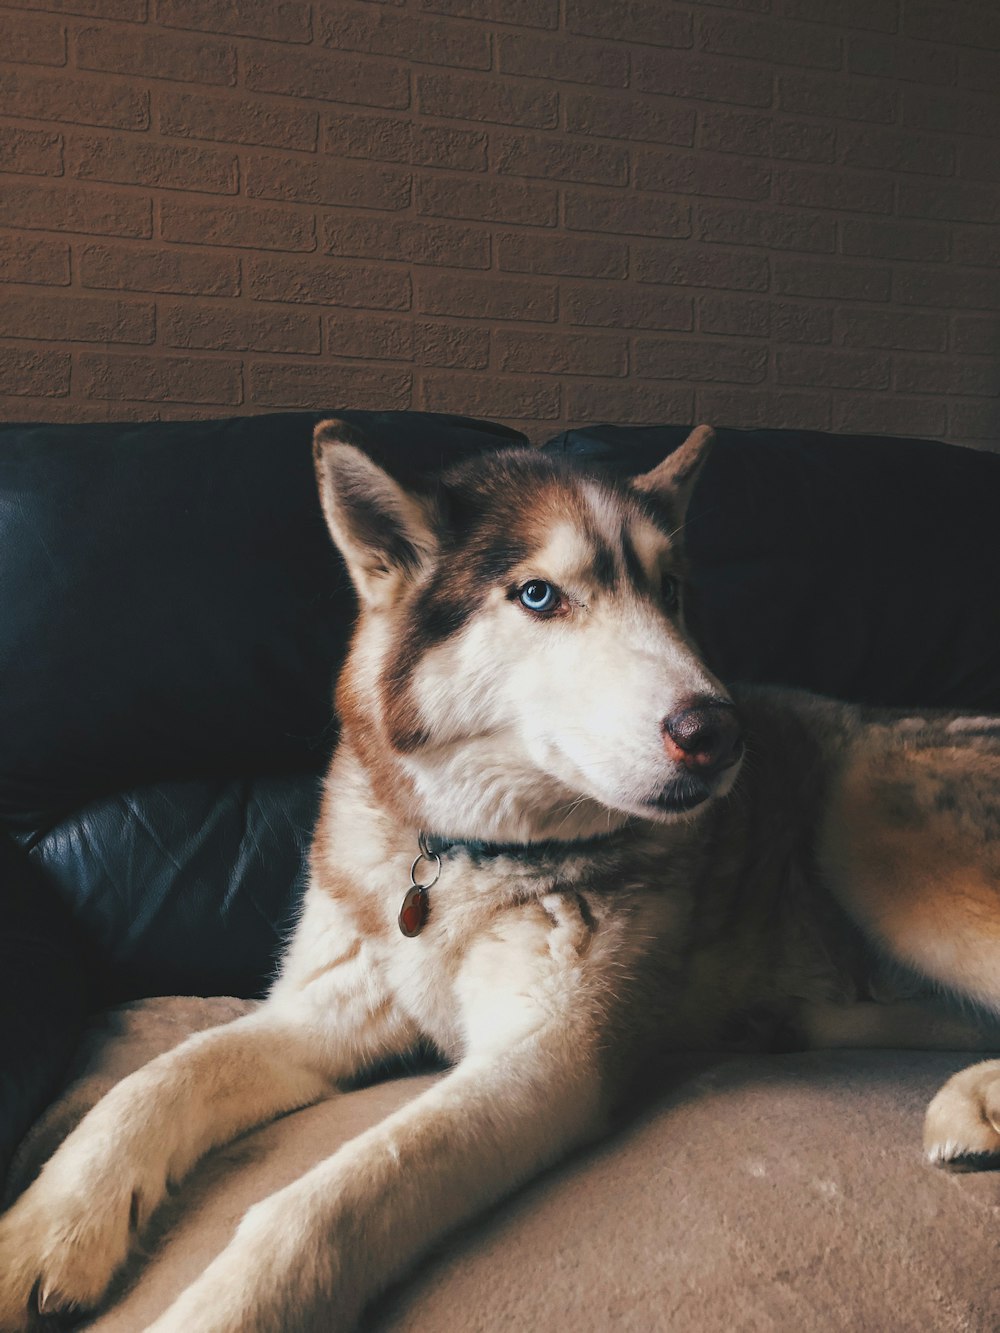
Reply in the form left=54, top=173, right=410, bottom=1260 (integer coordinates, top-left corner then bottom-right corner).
left=398, top=885, right=428, bottom=937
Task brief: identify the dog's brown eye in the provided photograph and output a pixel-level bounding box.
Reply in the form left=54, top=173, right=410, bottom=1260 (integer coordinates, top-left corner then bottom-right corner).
left=518, top=580, right=561, bottom=615
left=662, top=575, right=681, bottom=610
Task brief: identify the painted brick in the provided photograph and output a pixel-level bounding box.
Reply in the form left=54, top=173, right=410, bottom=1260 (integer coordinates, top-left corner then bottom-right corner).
left=494, top=133, right=628, bottom=187
left=0, top=182, right=151, bottom=237
left=161, top=301, right=320, bottom=353
left=903, top=88, right=999, bottom=138
left=76, top=24, right=235, bottom=84
left=699, top=111, right=835, bottom=164
left=80, top=243, right=240, bottom=296
left=635, top=337, right=768, bottom=383
left=697, top=203, right=835, bottom=253
left=774, top=166, right=893, bottom=214
left=68, top=133, right=238, bottom=195
left=80, top=351, right=243, bottom=403
left=0, top=11, right=64, bottom=65
left=0, top=347, right=70, bottom=397
left=245, top=154, right=410, bottom=211
left=697, top=387, right=832, bottom=431
left=634, top=149, right=771, bottom=201
left=245, top=49, right=409, bottom=110
left=773, top=120, right=836, bottom=164
left=318, top=5, right=489, bottom=69
left=495, top=330, right=628, bottom=377
left=838, top=126, right=953, bottom=176
left=772, top=302, right=833, bottom=344
left=497, top=32, right=628, bottom=87
left=774, top=0, right=900, bottom=33
left=0, top=124, right=62, bottom=176
left=418, top=0, right=559, bottom=29
left=842, top=219, right=950, bottom=264
left=895, top=356, right=999, bottom=397
left=159, top=90, right=319, bottom=152
left=959, top=51, right=1000, bottom=95
left=774, top=258, right=891, bottom=302
left=632, top=49, right=774, bottom=108
left=903, top=0, right=1000, bottom=51
left=837, top=309, right=947, bottom=351
left=0, top=233, right=70, bottom=285
left=0, top=68, right=149, bottom=129
left=895, top=267, right=1000, bottom=311
left=561, top=284, right=693, bottom=332
left=414, top=322, right=490, bottom=369
left=835, top=395, right=947, bottom=438
left=0, top=0, right=145, bottom=17
left=248, top=256, right=410, bottom=310
left=777, top=347, right=890, bottom=390
left=565, top=381, right=694, bottom=425
left=635, top=244, right=770, bottom=292
left=418, top=273, right=558, bottom=322
left=778, top=73, right=895, bottom=124
left=956, top=225, right=1000, bottom=267
left=326, top=311, right=413, bottom=362
left=0, top=291, right=154, bottom=343
left=323, top=215, right=490, bottom=269
left=564, top=189, right=691, bottom=239
left=699, top=295, right=771, bottom=339
left=157, top=0, right=312, bottom=42
left=949, top=400, right=1000, bottom=441
left=417, top=175, right=558, bottom=226
left=847, top=35, right=955, bottom=85
left=421, top=372, right=560, bottom=419
left=566, top=0, right=692, bottom=48
left=160, top=200, right=316, bottom=251
left=899, top=181, right=1000, bottom=226
left=418, top=72, right=558, bottom=129
left=700, top=13, right=841, bottom=69
left=958, top=140, right=1000, bottom=185
left=497, top=232, right=627, bottom=279
left=323, top=114, right=485, bottom=171
left=564, top=92, right=695, bottom=147
left=954, top=317, right=1000, bottom=357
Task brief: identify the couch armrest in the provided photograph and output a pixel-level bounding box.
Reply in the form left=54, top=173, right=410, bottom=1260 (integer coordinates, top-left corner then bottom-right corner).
left=0, top=829, right=92, bottom=1188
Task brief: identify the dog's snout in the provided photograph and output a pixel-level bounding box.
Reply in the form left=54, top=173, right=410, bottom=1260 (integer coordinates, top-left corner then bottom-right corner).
left=662, top=698, right=743, bottom=777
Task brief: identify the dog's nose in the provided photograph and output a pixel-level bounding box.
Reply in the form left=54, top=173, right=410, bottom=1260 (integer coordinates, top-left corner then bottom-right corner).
left=662, top=698, right=743, bottom=777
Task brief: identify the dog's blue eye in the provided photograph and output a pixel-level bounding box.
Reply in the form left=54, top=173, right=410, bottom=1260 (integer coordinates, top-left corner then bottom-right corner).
left=519, top=580, right=560, bottom=614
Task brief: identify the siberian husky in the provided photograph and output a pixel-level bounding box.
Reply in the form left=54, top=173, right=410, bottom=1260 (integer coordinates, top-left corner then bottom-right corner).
left=1, top=421, right=999, bottom=1332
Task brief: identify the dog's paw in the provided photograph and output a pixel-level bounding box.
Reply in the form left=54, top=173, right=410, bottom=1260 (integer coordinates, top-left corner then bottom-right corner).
left=0, top=1157, right=147, bottom=1329
left=924, top=1058, right=1000, bottom=1168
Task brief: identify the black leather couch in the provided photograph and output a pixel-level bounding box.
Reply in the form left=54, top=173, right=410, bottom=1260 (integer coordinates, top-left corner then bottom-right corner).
left=3, top=409, right=1000, bottom=1187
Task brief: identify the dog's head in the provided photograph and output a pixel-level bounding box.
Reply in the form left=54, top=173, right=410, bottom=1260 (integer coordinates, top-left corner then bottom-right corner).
left=314, top=421, right=742, bottom=843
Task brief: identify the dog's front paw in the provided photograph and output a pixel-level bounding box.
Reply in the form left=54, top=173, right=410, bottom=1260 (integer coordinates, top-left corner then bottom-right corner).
left=0, top=1153, right=148, bottom=1329
left=924, top=1058, right=1000, bottom=1167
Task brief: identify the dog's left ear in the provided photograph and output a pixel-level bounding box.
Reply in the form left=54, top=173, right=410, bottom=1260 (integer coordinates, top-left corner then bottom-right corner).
left=631, top=424, right=715, bottom=526
left=313, top=419, right=437, bottom=609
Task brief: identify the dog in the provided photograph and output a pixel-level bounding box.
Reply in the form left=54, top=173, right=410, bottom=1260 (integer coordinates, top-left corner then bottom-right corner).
left=1, top=421, right=999, bottom=1332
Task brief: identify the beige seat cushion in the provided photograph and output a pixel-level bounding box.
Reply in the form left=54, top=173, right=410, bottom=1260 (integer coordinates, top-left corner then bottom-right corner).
left=8, top=997, right=1000, bottom=1332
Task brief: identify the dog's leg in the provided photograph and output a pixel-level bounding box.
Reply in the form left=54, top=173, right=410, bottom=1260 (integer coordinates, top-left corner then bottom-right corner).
left=145, top=896, right=610, bottom=1333
left=0, top=934, right=416, bottom=1331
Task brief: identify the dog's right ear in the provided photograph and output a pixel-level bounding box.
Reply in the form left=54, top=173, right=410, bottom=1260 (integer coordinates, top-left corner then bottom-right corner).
left=313, top=419, right=437, bottom=609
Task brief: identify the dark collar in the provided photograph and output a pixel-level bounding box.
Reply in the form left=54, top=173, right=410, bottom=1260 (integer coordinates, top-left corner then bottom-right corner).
left=422, top=829, right=624, bottom=862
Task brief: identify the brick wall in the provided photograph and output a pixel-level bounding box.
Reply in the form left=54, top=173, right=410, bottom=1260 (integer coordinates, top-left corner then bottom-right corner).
left=0, top=0, right=998, bottom=445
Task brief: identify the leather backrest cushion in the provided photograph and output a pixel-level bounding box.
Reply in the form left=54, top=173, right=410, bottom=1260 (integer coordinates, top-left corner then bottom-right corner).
left=544, top=425, right=1000, bottom=712
left=0, top=411, right=524, bottom=829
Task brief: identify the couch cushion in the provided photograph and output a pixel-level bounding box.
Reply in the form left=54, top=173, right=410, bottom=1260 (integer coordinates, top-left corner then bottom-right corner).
left=11, top=998, right=999, bottom=1332
left=544, top=425, right=1000, bottom=711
